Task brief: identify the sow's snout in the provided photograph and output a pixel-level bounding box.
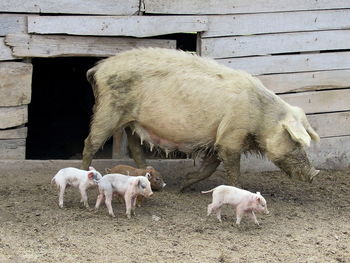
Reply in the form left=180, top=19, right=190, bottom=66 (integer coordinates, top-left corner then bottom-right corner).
left=273, top=148, right=320, bottom=183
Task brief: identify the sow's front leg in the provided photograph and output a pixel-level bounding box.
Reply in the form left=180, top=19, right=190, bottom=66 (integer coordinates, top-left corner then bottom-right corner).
left=218, top=149, right=241, bottom=187
left=180, top=154, right=221, bottom=192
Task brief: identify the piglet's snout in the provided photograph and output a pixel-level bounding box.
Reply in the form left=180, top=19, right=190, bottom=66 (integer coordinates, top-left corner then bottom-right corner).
left=265, top=209, right=270, bottom=215
left=148, top=191, right=154, bottom=197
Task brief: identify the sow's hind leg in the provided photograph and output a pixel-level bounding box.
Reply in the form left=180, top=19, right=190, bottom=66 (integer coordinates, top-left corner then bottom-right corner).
left=81, top=101, right=129, bottom=170
left=180, top=154, right=221, bottom=192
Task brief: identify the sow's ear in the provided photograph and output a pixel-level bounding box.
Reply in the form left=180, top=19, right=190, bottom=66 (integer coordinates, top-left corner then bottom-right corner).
left=283, top=106, right=320, bottom=147
left=282, top=119, right=311, bottom=147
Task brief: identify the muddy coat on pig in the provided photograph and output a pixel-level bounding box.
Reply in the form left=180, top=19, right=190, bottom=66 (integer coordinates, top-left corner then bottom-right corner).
left=82, top=48, right=320, bottom=190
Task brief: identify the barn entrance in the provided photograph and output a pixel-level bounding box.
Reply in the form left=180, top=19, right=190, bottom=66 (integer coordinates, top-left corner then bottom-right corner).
left=25, top=33, right=197, bottom=160
left=26, top=57, right=113, bottom=159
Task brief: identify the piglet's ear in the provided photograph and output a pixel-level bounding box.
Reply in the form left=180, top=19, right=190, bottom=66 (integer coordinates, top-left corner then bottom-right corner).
left=87, top=172, right=94, bottom=180
left=256, top=192, right=261, bottom=196
left=88, top=166, right=96, bottom=171
left=144, top=172, right=152, bottom=180
left=105, top=168, right=111, bottom=174
left=256, top=196, right=261, bottom=203
left=136, top=178, right=145, bottom=189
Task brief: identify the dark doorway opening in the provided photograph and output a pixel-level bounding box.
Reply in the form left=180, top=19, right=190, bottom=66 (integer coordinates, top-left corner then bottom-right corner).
left=26, top=57, right=113, bottom=159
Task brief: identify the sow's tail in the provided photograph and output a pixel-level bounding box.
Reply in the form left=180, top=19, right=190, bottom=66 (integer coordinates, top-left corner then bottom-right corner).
left=201, top=188, right=216, bottom=194
left=86, top=66, right=99, bottom=99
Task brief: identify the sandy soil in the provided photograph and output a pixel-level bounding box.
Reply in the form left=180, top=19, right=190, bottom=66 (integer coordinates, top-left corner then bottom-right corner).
left=0, top=161, right=349, bottom=263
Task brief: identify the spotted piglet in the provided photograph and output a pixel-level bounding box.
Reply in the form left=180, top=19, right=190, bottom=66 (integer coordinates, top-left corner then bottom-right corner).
left=95, top=173, right=153, bottom=218
left=202, top=185, right=269, bottom=225
left=51, top=167, right=102, bottom=208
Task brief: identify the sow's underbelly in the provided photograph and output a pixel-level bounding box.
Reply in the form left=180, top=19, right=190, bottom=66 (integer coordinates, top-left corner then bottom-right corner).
left=129, top=122, right=217, bottom=154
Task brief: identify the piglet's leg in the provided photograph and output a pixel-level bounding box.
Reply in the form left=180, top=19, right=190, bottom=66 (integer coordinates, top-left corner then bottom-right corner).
left=124, top=194, right=133, bottom=219
left=95, top=193, right=104, bottom=210
left=58, top=184, right=66, bottom=208
left=235, top=206, right=245, bottom=225
left=131, top=197, right=137, bottom=216
left=136, top=196, right=143, bottom=207
left=207, top=202, right=223, bottom=222
left=215, top=208, right=222, bottom=222
left=248, top=211, right=260, bottom=225
left=104, top=192, right=115, bottom=217
left=79, top=186, right=89, bottom=208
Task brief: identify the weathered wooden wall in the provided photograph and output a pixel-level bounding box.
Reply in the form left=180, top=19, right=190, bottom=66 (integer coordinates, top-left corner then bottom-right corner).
left=192, top=4, right=350, bottom=169
left=1, top=0, right=349, bottom=169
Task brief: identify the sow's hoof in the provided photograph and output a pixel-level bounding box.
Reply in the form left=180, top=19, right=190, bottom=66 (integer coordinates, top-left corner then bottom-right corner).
left=179, top=172, right=201, bottom=193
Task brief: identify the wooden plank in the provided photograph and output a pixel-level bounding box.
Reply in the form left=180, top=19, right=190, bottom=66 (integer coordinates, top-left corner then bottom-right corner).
left=5, top=34, right=177, bottom=58
left=0, top=105, right=27, bottom=129
left=0, top=62, right=32, bottom=106
left=307, top=136, right=350, bottom=170
left=0, top=0, right=139, bottom=15
left=28, top=15, right=208, bottom=37
left=203, top=9, right=350, bottom=37
left=307, top=112, right=350, bottom=138
left=280, top=89, right=350, bottom=114
left=0, top=139, right=25, bottom=159
left=0, top=37, right=15, bottom=61
left=259, top=70, right=350, bottom=94
left=144, top=0, right=350, bottom=15
left=0, top=14, right=27, bottom=36
left=0, top=127, right=27, bottom=139
left=201, top=30, right=350, bottom=59
left=217, top=52, right=350, bottom=75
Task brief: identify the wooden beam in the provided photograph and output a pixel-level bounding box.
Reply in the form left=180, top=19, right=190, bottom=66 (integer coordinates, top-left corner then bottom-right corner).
left=201, top=30, right=350, bottom=58
left=217, top=51, right=350, bottom=75
left=5, top=34, right=176, bottom=58
left=0, top=139, right=25, bottom=159
left=203, top=9, right=350, bottom=37
left=0, top=37, right=15, bottom=61
left=280, top=89, right=350, bottom=114
left=307, top=112, right=350, bottom=138
left=0, top=14, right=27, bottom=36
left=0, top=105, right=27, bottom=129
left=307, top=135, right=350, bottom=170
left=0, top=62, right=32, bottom=106
left=0, top=127, right=27, bottom=139
left=28, top=15, right=208, bottom=37
left=258, top=70, right=350, bottom=94
left=143, top=0, right=350, bottom=15
left=0, top=0, right=139, bottom=15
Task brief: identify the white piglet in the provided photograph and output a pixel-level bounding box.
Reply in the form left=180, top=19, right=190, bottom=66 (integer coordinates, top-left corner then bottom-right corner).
left=51, top=167, right=102, bottom=208
left=202, top=185, right=269, bottom=225
left=95, top=173, right=153, bottom=218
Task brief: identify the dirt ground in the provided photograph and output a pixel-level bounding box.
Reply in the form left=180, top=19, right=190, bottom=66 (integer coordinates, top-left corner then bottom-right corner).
left=0, top=160, right=349, bottom=263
